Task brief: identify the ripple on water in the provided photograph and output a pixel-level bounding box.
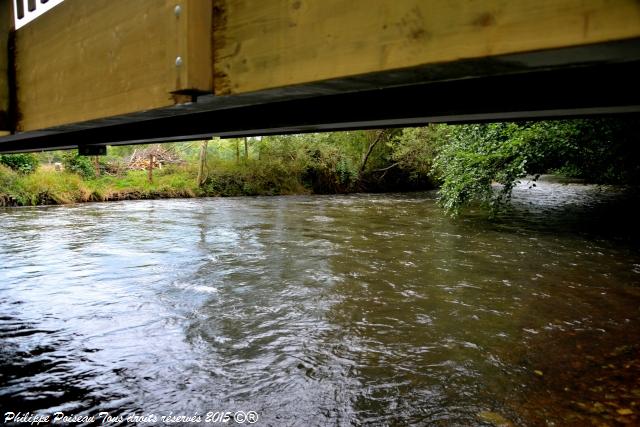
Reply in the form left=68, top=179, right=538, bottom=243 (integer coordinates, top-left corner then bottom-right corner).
left=0, top=184, right=639, bottom=424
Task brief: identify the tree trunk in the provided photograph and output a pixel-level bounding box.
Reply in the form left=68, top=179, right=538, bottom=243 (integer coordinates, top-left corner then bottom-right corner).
left=244, top=137, right=249, bottom=162
left=147, top=154, right=153, bottom=183
left=235, top=139, right=240, bottom=164
left=197, top=140, right=208, bottom=187
left=359, top=130, right=385, bottom=177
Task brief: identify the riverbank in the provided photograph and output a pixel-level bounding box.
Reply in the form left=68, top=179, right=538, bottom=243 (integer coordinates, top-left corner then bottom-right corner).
left=0, top=162, right=432, bottom=207
left=2, top=119, right=637, bottom=210
left=0, top=165, right=197, bottom=207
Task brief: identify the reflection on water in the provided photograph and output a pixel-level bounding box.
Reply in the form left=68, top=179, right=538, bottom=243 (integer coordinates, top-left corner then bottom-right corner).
left=1, top=177, right=639, bottom=425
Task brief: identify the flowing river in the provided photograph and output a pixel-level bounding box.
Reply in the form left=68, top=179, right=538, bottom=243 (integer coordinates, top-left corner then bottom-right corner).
left=1, top=177, right=639, bottom=426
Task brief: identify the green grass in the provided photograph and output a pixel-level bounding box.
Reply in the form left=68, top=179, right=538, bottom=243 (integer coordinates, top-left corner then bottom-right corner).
left=0, top=162, right=308, bottom=207
left=0, top=166, right=204, bottom=207
left=1, top=166, right=91, bottom=205
left=0, top=150, right=429, bottom=207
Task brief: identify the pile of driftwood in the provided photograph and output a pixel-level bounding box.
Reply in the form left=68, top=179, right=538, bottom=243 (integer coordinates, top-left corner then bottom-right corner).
left=126, top=145, right=182, bottom=170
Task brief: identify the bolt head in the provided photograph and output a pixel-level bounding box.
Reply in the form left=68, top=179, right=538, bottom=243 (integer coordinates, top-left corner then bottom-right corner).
left=175, top=56, right=183, bottom=67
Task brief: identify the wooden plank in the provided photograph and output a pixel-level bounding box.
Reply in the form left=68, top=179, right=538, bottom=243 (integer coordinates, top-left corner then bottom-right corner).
left=175, top=0, right=213, bottom=93
left=15, top=0, right=213, bottom=131
left=0, top=0, right=10, bottom=132
left=213, top=0, right=640, bottom=95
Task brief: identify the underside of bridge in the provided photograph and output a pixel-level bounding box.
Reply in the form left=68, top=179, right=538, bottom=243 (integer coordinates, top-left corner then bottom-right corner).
left=0, top=0, right=639, bottom=153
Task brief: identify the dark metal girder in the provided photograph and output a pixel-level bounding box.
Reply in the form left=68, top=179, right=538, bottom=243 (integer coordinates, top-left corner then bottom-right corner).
left=0, top=60, right=639, bottom=153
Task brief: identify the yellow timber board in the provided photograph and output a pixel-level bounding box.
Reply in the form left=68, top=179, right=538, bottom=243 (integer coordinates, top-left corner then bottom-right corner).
left=213, top=0, right=640, bottom=95
left=15, top=0, right=212, bottom=131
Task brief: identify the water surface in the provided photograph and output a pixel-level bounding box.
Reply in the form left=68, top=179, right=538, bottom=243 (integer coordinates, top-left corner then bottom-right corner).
left=1, top=178, right=639, bottom=425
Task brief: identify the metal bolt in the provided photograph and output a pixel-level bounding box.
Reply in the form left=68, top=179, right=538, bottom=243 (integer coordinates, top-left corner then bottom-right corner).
left=175, top=56, right=183, bottom=67
left=174, top=5, right=182, bottom=17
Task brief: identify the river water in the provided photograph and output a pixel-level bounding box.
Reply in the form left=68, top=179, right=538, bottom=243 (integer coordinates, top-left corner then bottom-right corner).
left=1, top=177, right=639, bottom=426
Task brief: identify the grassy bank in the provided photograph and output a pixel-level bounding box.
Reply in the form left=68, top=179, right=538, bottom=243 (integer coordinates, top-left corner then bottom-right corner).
left=0, top=165, right=302, bottom=207
left=0, top=165, right=196, bottom=206
left=0, top=131, right=436, bottom=207
left=0, top=160, right=414, bottom=207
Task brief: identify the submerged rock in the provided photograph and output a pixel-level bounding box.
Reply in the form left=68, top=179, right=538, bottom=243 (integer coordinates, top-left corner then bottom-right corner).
left=477, top=411, right=514, bottom=426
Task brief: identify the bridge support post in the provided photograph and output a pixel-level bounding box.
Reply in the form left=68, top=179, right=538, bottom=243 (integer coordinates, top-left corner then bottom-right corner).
left=0, top=0, right=11, bottom=136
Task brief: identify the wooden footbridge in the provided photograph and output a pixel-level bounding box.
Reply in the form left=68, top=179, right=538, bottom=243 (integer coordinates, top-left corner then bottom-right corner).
left=0, top=0, right=639, bottom=153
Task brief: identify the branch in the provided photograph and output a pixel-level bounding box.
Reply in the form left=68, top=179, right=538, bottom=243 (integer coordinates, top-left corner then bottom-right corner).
left=372, top=162, right=399, bottom=173
left=359, top=130, right=386, bottom=174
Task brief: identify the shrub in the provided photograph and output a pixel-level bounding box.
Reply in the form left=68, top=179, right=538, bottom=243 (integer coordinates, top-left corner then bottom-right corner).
left=0, top=153, right=40, bottom=174
left=61, top=151, right=95, bottom=179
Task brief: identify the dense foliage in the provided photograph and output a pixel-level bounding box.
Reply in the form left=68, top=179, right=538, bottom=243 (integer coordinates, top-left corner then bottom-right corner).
left=61, top=152, right=96, bottom=179
left=424, top=118, right=640, bottom=216
left=200, top=131, right=433, bottom=195
left=0, top=153, right=39, bottom=174
left=1, top=119, right=638, bottom=212
left=0, top=131, right=437, bottom=206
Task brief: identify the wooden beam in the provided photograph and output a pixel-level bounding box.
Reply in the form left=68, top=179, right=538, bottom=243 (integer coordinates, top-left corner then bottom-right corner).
left=213, top=0, right=640, bottom=95
left=0, top=0, right=11, bottom=133
left=175, top=0, right=213, bottom=94
left=15, top=0, right=213, bottom=131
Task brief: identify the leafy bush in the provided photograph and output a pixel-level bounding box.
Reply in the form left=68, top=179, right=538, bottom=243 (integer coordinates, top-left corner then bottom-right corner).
left=303, top=144, right=358, bottom=193
left=61, top=152, right=95, bottom=179
left=431, top=123, right=527, bottom=216
left=392, top=125, right=448, bottom=180
left=0, top=153, right=40, bottom=174
left=431, top=119, right=640, bottom=216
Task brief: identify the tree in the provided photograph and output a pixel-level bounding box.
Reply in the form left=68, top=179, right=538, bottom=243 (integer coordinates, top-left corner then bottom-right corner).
left=431, top=118, right=640, bottom=216
left=355, top=129, right=399, bottom=185
left=147, top=152, right=154, bottom=183
left=358, top=130, right=385, bottom=178
left=432, top=123, right=527, bottom=216
left=197, top=140, right=209, bottom=187
left=391, top=125, right=448, bottom=179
